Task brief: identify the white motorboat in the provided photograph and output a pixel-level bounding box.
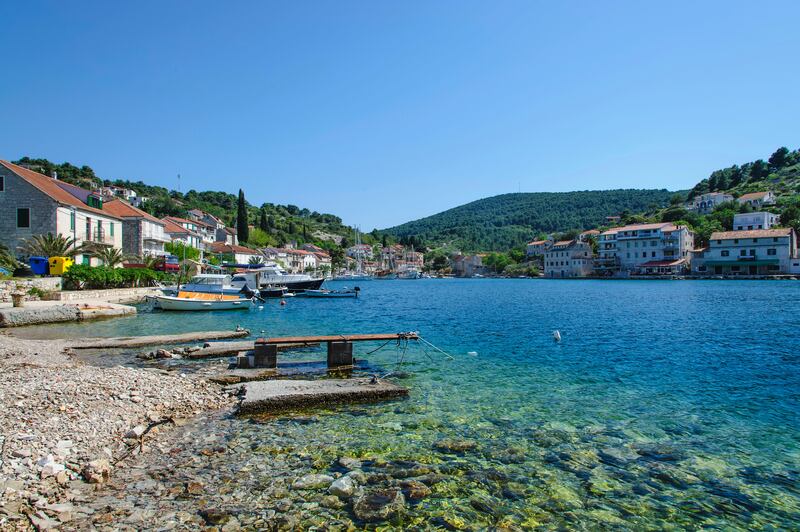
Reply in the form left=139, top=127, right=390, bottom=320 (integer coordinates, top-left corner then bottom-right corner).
left=247, top=263, right=325, bottom=292
left=154, top=294, right=253, bottom=311
left=295, top=287, right=360, bottom=298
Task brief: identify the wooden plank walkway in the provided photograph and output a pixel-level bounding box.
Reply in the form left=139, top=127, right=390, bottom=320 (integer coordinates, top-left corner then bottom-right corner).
left=257, top=333, right=419, bottom=344
left=67, top=330, right=250, bottom=349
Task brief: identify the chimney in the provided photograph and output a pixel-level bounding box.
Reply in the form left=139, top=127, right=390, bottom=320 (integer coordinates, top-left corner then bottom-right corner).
left=51, top=170, right=58, bottom=180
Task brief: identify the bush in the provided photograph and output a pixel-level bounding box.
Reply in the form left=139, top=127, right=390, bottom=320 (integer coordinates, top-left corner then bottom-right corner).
left=63, top=265, right=176, bottom=290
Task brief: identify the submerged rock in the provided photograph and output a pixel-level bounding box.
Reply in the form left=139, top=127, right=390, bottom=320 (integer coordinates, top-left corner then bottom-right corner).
left=353, top=488, right=406, bottom=522
left=398, top=479, right=431, bottom=500
left=329, top=476, right=356, bottom=498
left=433, top=439, right=477, bottom=454
left=292, top=474, right=334, bottom=490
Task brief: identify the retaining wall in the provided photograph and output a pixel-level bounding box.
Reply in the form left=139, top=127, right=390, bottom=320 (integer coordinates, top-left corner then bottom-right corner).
left=0, top=278, right=62, bottom=303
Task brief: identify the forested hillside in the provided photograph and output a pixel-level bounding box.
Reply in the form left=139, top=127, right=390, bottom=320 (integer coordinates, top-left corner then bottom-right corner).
left=384, top=189, right=675, bottom=251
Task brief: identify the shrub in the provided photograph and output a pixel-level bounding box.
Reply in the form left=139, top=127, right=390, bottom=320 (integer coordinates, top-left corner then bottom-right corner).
left=63, top=265, right=175, bottom=290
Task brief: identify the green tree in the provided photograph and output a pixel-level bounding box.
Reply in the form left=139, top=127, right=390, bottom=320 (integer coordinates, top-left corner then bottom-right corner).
left=259, top=209, right=268, bottom=232
left=88, top=246, right=129, bottom=268
left=0, top=243, right=19, bottom=272
left=237, top=189, right=249, bottom=243
left=768, top=147, right=789, bottom=170
left=749, top=160, right=769, bottom=181
left=164, top=241, right=200, bottom=261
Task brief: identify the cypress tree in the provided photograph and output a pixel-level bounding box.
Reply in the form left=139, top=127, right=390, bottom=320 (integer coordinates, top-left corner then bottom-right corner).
left=259, top=208, right=268, bottom=232
left=237, top=189, right=249, bottom=243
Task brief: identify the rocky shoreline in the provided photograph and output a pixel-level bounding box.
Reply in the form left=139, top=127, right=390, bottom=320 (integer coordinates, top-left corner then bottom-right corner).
left=0, top=332, right=234, bottom=530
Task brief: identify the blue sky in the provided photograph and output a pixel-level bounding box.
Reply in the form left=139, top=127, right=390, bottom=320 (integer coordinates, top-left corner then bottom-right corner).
left=1, top=1, right=798, bottom=229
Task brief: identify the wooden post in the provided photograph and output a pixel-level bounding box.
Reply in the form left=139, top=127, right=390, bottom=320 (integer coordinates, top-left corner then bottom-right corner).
left=254, top=339, right=278, bottom=368
left=327, top=341, right=353, bottom=368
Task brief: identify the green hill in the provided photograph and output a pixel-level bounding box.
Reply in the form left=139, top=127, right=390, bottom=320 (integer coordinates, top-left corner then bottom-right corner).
left=383, top=189, right=676, bottom=251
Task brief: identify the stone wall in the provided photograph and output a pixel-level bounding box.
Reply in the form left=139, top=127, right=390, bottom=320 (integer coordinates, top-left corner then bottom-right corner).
left=56, top=286, right=158, bottom=303
left=0, top=165, right=59, bottom=253
left=0, top=277, right=62, bottom=303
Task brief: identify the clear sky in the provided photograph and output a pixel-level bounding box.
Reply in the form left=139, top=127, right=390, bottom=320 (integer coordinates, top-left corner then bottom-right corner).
left=1, top=1, right=798, bottom=230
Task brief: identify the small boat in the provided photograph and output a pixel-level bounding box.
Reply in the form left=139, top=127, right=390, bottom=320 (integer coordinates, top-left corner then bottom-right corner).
left=259, top=286, right=290, bottom=298
left=154, top=294, right=254, bottom=311
left=295, top=287, right=360, bottom=298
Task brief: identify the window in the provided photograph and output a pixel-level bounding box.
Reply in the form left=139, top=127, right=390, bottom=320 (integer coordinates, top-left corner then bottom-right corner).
left=721, top=250, right=730, bottom=257
left=717, top=240, right=722, bottom=245
left=652, top=251, right=656, bottom=257
left=740, top=249, right=746, bottom=256
left=749, top=249, right=756, bottom=256
left=773, top=238, right=779, bottom=243
left=0, top=175, right=4, bottom=191
left=70, top=211, right=75, bottom=231
left=767, top=249, right=776, bottom=255
left=748, top=226, right=753, bottom=230
left=752, top=239, right=758, bottom=243
left=734, top=239, right=739, bottom=244
left=110, top=222, right=114, bottom=236
left=16, top=208, right=30, bottom=228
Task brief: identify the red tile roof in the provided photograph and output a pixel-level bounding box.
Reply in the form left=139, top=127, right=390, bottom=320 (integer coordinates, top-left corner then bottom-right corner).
left=209, top=242, right=258, bottom=255
left=103, top=199, right=163, bottom=225
left=161, top=218, right=191, bottom=234
left=640, top=259, right=686, bottom=267
left=738, top=191, right=772, bottom=201
left=527, top=240, right=548, bottom=246
left=0, top=160, right=121, bottom=219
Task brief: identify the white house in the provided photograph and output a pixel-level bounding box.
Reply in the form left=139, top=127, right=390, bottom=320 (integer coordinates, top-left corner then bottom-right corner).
left=0, top=160, right=124, bottom=266
left=595, top=223, right=694, bottom=275
left=687, top=192, right=734, bottom=213
left=544, top=240, right=593, bottom=278
left=286, top=249, right=318, bottom=273
left=733, top=212, right=779, bottom=231
left=525, top=239, right=551, bottom=257
left=161, top=217, right=203, bottom=250
left=692, top=228, right=799, bottom=276
left=737, top=191, right=776, bottom=210
left=208, top=242, right=262, bottom=264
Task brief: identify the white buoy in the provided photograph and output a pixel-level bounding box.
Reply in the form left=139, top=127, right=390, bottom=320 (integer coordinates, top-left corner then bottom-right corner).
left=553, top=330, right=562, bottom=342
left=258, top=305, right=264, bottom=310
left=467, top=351, right=478, bottom=356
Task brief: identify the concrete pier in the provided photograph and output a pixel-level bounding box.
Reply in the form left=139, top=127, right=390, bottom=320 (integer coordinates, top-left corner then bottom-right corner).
left=236, top=378, right=408, bottom=414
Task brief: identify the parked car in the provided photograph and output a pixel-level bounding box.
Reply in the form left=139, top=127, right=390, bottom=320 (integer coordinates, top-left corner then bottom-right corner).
left=154, top=254, right=180, bottom=272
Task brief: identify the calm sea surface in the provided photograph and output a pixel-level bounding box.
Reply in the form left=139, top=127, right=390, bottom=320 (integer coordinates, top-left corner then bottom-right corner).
left=28, top=279, right=800, bottom=528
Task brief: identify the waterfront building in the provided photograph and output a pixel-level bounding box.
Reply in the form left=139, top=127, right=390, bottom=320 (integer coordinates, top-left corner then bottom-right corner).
left=451, top=254, right=485, bottom=277
left=161, top=217, right=203, bottom=250
left=687, top=192, right=734, bottom=213
left=103, top=199, right=169, bottom=258
left=525, top=239, right=551, bottom=257
left=208, top=242, right=262, bottom=264
left=733, top=212, right=779, bottom=231
left=347, top=244, right=374, bottom=260
left=285, top=249, right=318, bottom=272
left=594, top=222, right=694, bottom=275
left=544, top=239, right=593, bottom=278
left=692, top=228, right=800, bottom=276
left=737, top=191, right=776, bottom=209
left=0, top=160, right=124, bottom=266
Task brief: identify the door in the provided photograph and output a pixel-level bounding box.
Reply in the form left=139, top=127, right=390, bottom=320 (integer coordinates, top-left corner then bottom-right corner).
left=749, top=265, right=757, bottom=275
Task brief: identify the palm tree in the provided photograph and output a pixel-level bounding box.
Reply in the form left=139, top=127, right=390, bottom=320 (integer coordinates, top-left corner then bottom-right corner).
left=139, top=255, right=161, bottom=269
left=19, top=233, right=85, bottom=258
left=248, top=255, right=265, bottom=266
left=0, top=243, right=18, bottom=272
left=89, top=246, right=129, bottom=268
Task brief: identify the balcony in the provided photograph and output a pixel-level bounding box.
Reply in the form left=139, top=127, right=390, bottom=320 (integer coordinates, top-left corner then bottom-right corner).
left=87, top=228, right=114, bottom=246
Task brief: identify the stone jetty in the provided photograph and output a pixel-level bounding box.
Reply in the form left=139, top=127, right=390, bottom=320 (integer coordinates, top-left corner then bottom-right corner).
left=0, top=300, right=136, bottom=327
left=237, top=378, right=408, bottom=414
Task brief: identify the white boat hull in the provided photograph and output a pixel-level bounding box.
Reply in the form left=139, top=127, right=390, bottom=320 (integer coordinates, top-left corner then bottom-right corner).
left=155, top=295, right=253, bottom=311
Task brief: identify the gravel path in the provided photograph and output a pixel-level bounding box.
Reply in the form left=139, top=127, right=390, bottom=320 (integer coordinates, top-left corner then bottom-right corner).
left=0, top=331, right=234, bottom=530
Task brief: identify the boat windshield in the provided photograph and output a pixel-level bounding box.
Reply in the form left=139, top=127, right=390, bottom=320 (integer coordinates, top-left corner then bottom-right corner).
left=187, top=275, right=230, bottom=285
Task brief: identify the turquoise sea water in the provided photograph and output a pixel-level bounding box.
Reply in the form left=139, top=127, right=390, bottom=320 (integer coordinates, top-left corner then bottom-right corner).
left=32, top=279, right=800, bottom=528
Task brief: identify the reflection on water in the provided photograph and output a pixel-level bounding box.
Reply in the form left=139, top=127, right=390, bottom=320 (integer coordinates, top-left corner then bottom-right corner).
left=29, top=279, right=800, bottom=528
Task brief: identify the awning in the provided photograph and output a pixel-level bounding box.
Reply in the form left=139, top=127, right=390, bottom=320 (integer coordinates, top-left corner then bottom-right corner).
left=640, top=259, right=685, bottom=267
left=702, top=260, right=779, bottom=266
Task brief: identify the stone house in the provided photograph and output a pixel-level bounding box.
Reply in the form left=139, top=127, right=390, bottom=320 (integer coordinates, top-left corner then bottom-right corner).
left=103, top=199, right=169, bottom=258
left=0, top=160, right=123, bottom=266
